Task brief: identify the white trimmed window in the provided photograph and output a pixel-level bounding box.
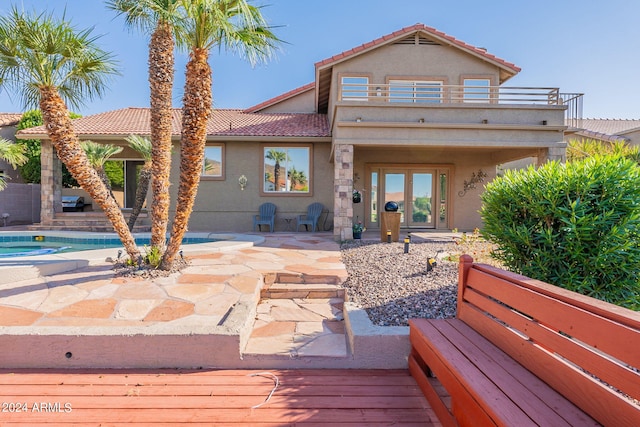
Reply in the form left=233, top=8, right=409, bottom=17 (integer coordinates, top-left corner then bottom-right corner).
left=263, top=146, right=311, bottom=193
left=463, top=78, right=491, bottom=102
left=389, top=80, right=443, bottom=103
left=341, top=76, right=369, bottom=101
left=202, top=145, right=223, bottom=177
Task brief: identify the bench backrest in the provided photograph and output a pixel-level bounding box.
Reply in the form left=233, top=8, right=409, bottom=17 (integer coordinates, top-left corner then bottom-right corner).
left=458, top=254, right=640, bottom=427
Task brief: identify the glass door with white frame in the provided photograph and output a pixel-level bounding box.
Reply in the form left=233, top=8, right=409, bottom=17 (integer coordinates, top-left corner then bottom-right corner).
left=375, top=167, right=443, bottom=229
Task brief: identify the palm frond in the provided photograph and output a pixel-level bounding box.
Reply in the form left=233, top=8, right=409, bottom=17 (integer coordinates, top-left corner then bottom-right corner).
left=175, top=0, right=281, bottom=65
left=80, top=140, right=123, bottom=168
left=0, top=7, right=119, bottom=110
left=0, top=138, right=28, bottom=168
left=125, top=134, right=153, bottom=162
left=106, top=0, right=183, bottom=32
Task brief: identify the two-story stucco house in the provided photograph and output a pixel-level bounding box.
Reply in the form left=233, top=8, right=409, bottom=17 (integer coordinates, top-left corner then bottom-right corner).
left=19, top=24, right=580, bottom=239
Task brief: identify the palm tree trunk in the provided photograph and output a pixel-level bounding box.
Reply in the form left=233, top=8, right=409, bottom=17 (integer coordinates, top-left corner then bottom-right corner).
left=274, top=162, right=280, bottom=191
left=149, top=21, right=174, bottom=250
left=127, top=164, right=152, bottom=231
left=39, top=87, right=140, bottom=261
left=161, top=47, right=211, bottom=269
left=96, top=166, right=119, bottom=207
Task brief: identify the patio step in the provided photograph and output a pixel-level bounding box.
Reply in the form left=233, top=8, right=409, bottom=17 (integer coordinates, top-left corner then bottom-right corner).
left=28, top=211, right=151, bottom=233
left=260, top=273, right=345, bottom=299
left=244, top=273, right=349, bottom=359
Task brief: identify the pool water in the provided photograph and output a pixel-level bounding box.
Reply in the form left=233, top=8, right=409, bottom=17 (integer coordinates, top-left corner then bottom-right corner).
left=0, top=234, right=220, bottom=258
left=0, top=245, right=71, bottom=257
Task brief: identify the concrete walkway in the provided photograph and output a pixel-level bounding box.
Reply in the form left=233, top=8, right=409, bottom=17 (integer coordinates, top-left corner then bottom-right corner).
left=0, top=232, right=371, bottom=369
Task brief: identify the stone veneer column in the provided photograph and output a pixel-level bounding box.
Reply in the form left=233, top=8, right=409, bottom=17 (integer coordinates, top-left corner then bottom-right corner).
left=333, top=144, right=354, bottom=241
left=40, top=140, right=61, bottom=225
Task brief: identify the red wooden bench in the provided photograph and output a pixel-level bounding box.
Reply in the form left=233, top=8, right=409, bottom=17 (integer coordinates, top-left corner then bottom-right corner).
left=409, top=254, right=640, bottom=427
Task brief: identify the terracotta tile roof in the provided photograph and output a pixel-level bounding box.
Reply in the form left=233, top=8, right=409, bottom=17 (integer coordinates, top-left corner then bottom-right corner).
left=16, top=107, right=330, bottom=139
left=569, top=129, right=628, bottom=143
left=314, top=23, right=521, bottom=74
left=0, top=113, right=22, bottom=127
left=571, top=118, right=640, bottom=136
left=244, top=82, right=315, bottom=113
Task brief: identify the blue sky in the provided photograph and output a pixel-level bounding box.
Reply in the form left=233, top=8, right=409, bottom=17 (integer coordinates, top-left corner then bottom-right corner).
left=1, top=0, right=639, bottom=119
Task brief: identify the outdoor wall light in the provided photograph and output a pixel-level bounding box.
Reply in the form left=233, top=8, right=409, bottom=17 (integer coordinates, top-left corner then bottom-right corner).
left=418, top=118, right=425, bottom=123
left=376, top=87, right=382, bottom=97
left=542, top=120, right=548, bottom=125
left=482, top=119, right=488, bottom=124
left=238, top=174, right=248, bottom=190
left=458, top=169, right=488, bottom=197
left=356, top=117, right=362, bottom=122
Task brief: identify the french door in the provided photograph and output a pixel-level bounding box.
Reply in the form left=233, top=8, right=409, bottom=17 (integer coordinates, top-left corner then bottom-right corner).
left=369, top=166, right=449, bottom=229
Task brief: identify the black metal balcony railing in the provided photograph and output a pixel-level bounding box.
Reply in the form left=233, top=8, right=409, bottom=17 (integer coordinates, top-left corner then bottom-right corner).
left=340, top=83, right=584, bottom=124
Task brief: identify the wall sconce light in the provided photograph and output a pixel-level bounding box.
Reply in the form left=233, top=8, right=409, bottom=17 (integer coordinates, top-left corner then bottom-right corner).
left=356, top=117, right=362, bottom=122
left=376, top=87, right=382, bottom=97
left=481, top=119, right=488, bottom=124
left=418, top=118, right=425, bottom=123
left=541, top=120, right=548, bottom=125
left=238, top=174, right=248, bottom=191
left=458, top=169, right=488, bottom=197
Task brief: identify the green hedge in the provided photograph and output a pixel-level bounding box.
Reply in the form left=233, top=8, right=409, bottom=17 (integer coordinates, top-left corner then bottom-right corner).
left=481, top=155, right=640, bottom=310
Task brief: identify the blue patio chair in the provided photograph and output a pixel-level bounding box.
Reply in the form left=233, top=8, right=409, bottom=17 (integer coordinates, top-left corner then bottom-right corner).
left=253, top=202, right=276, bottom=232
left=296, top=202, right=324, bottom=232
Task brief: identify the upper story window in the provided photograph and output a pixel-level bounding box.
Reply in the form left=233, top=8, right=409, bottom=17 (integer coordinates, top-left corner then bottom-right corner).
left=263, top=146, right=311, bottom=194
left=463, top=78, right=491, bottom=102
left=341, top=76, right=369, bottom=101
left=202, top=145, right=223, bottom=178
left=389, top=80, right=443, bottom=103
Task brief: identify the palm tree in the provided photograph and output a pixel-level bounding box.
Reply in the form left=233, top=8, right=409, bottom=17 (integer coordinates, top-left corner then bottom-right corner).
left=125, top=134, right=153, bottom=231
left=107, top=0, right=182, bottom=250
left=0, top=138, right=27, bottom=190
left=0, top=8, right=140, bottom=260
left=288, top=167, right=307, bottom=191
left=81, top=140, right=123, bottom=204
left=265, top=149, right=288, bottom=191
left=161, top=0, right=280, bottom=269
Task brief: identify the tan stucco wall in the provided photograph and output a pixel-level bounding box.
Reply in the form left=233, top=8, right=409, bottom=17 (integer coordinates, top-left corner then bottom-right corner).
left=332, top=104, right=566, bottom=148
left=353, top=147, right=496, bottom=231
left=327, top=42, right=501, bottom=124
left=168, top=139, right=334, bottom=232
left=257, top=89, right=316, bottom=113
left=622, top=129, right=640, bottom=146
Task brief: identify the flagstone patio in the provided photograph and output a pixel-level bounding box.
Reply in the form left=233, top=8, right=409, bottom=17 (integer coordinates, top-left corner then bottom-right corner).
left=0, top=232, right=370, bottom=369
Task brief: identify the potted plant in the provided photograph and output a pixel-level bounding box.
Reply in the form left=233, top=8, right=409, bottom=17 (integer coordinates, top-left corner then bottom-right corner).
left=352, top=217, right=365, bottom=239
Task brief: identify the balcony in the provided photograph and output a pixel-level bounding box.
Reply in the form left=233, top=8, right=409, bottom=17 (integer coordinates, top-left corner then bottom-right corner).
left=338, top=83, right=583, bottom=125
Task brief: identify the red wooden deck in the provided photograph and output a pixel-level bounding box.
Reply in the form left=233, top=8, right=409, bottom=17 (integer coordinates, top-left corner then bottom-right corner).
left=0, top=369, right=440, bottom=426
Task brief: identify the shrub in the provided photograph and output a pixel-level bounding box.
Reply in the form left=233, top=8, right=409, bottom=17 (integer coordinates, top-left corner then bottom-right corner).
left=481, top=155, right=640, bottom=310
left=16, top=109, right=81, bottom=187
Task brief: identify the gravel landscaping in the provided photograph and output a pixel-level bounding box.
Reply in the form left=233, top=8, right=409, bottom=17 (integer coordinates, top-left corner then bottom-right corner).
left=340, top=238, right=460, bottom=326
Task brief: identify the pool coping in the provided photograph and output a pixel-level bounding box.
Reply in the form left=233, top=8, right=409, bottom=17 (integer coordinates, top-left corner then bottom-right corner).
left=0, top=231, right=265, bottom=286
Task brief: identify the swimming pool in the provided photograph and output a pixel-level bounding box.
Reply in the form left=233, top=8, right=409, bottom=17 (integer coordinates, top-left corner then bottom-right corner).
left=0, top=232, right=223, bottom=258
